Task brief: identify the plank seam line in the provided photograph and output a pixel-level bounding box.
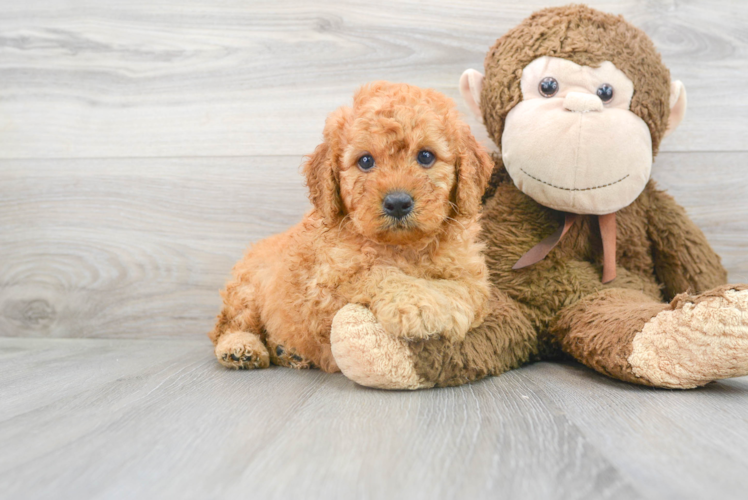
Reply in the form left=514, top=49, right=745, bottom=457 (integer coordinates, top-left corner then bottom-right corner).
left=0, top=151, right=745, bottom=162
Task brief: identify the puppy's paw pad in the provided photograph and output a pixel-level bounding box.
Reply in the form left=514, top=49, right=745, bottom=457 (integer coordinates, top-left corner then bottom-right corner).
left=267, top=342, right=316, bottom=369
left=215, top=331, right=269, bottom=370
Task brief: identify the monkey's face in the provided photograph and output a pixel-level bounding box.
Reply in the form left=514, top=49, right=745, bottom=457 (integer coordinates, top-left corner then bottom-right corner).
left=501, top=56, right=653, bottom=215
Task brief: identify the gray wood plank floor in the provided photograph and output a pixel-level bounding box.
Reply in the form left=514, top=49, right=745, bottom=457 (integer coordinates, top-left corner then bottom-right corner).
left=2, top=1, right=748, bottom=498
left=5, top=337, right=748, bottom=500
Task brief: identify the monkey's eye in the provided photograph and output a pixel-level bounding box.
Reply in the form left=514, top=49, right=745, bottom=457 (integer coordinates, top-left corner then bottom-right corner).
left=416, top=150, right=436, bottom=168
left=538, top=77, right=559, bottom=97
left=357, top=154, right=375, bottom=171
left=596, top=84, right=614, bottom=103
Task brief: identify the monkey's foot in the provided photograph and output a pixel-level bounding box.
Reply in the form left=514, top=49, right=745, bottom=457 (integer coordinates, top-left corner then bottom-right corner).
left=331, top=304, right=433, bottom=390
left=267, top=341, right=317, bottom=369
left=628, top=286, right=748, bottom=388
left=215, top=330, right=270, bottom=370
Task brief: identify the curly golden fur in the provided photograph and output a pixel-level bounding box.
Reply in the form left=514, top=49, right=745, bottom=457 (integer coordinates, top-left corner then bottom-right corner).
left=208, top=82, right=494, bottom=373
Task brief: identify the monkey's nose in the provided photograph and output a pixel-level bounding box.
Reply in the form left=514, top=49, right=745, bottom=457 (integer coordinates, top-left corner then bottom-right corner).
left=564, top=92, right=603, bottom=113
left=382, top=191, right=414, bottom=220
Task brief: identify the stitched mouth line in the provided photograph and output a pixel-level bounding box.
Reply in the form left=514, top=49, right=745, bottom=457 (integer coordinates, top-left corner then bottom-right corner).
left=520, top=168, right=629, bottom=192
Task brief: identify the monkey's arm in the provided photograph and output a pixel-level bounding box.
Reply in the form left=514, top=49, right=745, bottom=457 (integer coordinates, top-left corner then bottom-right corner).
left=330, top=288, right=538, bottom=389
left=643, top=182, right=728, bottom=299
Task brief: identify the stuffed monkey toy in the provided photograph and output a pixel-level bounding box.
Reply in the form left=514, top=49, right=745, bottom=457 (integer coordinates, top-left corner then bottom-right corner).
left=330, top=4, right=748, bottom=390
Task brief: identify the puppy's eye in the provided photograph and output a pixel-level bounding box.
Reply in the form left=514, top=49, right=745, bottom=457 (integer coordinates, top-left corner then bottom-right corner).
left=416, top=150, right=436, bottom=168
left=596, top=84, right=614, bottom=103
left=539, top=77, right=559, bottom=98
left=357, top=154, right=375, bottom=171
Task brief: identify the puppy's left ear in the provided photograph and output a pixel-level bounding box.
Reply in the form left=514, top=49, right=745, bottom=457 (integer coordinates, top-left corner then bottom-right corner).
left=303, top=106, right=351, bottom=223
left=454, top=122, right=494, bottom=218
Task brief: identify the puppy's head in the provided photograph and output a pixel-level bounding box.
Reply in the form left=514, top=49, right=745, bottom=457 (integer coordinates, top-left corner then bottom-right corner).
left=304, top=81, right=493, bottom=246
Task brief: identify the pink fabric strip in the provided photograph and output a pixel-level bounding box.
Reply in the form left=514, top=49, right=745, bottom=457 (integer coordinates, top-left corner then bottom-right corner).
left=512, top=212, right=618, bottom=284
left=512, top=213, right=580, bottom=270
left=598, top=212, right=617, bottom=284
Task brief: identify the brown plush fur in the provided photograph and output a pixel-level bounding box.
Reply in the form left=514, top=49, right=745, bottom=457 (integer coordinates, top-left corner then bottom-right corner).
left=410, top=288, right=537, bottom=387
left=209, top=82, right=494, bottom=372
left=395, top=5, right=735, bottom=388
left=550, top=288, right=669, bottom=386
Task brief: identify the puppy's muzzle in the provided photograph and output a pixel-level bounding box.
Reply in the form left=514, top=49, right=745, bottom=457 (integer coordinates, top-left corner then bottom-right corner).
left=382, top=191, right=414, bottom=220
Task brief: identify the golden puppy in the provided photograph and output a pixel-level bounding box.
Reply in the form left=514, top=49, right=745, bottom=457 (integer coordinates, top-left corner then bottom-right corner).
left=209, top=82, right=494, bottom=373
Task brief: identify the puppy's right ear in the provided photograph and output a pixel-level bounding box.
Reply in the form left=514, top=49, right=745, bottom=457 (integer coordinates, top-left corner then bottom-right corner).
left=303, top=106, right=351, bottom=223
left=459, top=69, right=484, bottom=122
left=454, top=121, right=494, bottom=219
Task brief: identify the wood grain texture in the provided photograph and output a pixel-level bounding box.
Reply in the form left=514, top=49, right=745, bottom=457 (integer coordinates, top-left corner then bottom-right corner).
left=0, top=0, right=747, bottom=158
left=4, top=337, right=748, bottom=500
left=1, top=152, right=746, bottom=340
left=0, top=156, right=310, bottom=339
left=0, top=337, right=640, bottom=500
left=652, top=152, right=748, bottom=282
left=520, top=360, right=748, bottom=500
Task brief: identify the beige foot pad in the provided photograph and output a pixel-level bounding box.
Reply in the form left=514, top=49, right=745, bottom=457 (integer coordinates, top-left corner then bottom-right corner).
left=214, top=330, right=270, bottom=369
left=629, top=288, right=748, bottom=388
left=331, top=304, right=433, bottom=390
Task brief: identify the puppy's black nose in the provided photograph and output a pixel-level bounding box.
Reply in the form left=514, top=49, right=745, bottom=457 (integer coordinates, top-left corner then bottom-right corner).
left=382, top=191, right=414, bottom=219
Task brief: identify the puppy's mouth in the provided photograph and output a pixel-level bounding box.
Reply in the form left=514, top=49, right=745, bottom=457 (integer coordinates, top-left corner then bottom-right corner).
left=380, top=214, right=419, bottom=231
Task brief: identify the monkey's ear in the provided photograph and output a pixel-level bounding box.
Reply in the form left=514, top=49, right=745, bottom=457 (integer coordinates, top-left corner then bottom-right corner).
left=459, top=69, right=484, bottom=122
left=664, top=80, right=687, bottom=138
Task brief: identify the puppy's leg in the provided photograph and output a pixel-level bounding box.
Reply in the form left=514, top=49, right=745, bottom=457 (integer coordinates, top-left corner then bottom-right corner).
left=415, top=278, right=490, bottom=342
left=368, top=278, right=453, bottom=341
left=209, top=281, right=270, bottom=370
left=365, top=268, right=489, bottom=342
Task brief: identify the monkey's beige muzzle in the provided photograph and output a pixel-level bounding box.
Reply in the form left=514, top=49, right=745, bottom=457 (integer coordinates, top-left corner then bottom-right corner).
left=502, top=98, right=652, bottom=215
left=563, top=92, right=604, bottom=113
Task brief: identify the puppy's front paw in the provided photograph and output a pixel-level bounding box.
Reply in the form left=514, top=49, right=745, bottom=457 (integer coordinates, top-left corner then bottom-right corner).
left=371, top=287, right=472, bottom=342
left=214, top=330, right=270, bottom=370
